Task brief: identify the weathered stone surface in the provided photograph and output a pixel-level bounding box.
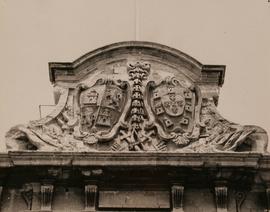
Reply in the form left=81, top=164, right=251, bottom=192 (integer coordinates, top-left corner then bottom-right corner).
left=1, top=151, right=264, bottom=167
left=5, top=42, right=268, bottom=153
left=1, top=42, right=270, bottom=211
left=0, top=151, right=269, bottom=211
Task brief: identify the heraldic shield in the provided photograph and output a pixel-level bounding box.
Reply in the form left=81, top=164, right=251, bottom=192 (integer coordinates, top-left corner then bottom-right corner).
left=76, top=79, right=128, bottom=135
left=149, top=78, right=196, bottom=134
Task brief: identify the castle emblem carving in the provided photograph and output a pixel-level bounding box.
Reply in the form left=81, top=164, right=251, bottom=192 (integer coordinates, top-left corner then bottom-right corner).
left=73, top=79, right=128, bottom=145
left=5, top=46, right=268, bottom=153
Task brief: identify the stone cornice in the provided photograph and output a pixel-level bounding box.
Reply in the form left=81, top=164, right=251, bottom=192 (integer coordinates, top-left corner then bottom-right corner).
left=0, top=151, right=268, bottom=169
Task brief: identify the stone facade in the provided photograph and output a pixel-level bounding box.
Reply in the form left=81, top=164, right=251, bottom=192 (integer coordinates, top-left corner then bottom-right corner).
left=0, top=41, right=269, bottom=211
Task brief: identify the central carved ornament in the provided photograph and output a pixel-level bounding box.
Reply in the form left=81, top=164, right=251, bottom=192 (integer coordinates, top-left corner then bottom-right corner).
left=70, top=61, right=199, bottom=151
left=6, top=61, right=259, bottom=152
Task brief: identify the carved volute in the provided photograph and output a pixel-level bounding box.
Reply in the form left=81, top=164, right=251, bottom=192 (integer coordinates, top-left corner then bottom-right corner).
left=5, top=41, right=268, bottom=153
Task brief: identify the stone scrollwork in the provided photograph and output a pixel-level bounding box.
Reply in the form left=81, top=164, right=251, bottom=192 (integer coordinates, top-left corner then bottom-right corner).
left=5, top=60, right=268, bottom=152
left=234, top=191, right=247, bottom=212
left=21, top=183, right=34, bottom=210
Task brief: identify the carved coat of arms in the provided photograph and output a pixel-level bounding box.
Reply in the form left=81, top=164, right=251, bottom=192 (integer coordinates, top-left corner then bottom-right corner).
left=149, top=78, right=196, bottom=134
left=77, top=80, right=126, bottom=134
left=5, top=60, right=268, bottom=153
left=70, top=79, right=129, bottom=145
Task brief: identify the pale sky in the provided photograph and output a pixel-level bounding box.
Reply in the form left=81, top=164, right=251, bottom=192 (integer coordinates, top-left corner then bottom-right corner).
left=0, top=0, right=269, bottom=151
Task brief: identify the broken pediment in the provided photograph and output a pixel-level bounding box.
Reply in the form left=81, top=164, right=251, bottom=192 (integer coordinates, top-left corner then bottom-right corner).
left=6, top=41, right=268, bottom=152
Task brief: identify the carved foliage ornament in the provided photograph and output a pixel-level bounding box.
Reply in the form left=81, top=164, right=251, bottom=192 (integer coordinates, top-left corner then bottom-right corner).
left=5, top=61, right=268, bottom=152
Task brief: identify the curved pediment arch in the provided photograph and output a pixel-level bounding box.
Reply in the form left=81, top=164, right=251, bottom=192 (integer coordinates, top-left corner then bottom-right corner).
left=49, top=41, right=225, bottom=88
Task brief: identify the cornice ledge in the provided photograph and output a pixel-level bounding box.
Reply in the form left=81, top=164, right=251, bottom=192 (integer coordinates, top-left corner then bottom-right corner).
left=0, top=151, right=267, bottom=168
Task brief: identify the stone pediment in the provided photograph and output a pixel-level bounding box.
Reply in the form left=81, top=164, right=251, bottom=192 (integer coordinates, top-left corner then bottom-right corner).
left=48, top=41, right=224, bottom=86
left=5, top=41, right=268, bottom=152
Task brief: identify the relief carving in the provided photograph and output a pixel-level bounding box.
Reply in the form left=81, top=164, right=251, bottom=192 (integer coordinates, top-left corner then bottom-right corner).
left=215, top=186, right=228, bottom=212
left=73, top=78, right=128, bottom=144
left=84, top=184, right=98, bottom=211
left=171, top=185, right=185, bottom=212
left=112, top=61, right=153, bottom=151
left=41, top=184, right=54, bottom=211
left=234, top=191, right=247, bottom=212
left=5, top=60, right=268, bottom=153
left=21, top=184, right=33, bottom=210
left=146, top=77, right=201, bottom=147
left=177, top=98, right=267, bottom=153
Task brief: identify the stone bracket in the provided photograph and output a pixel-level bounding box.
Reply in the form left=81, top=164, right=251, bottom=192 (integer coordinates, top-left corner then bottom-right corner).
left=20, top=183, right=42, bottom=211
left=215, top=186, right=228, bottom=212
left=258, top=171, right=270, bottom=211
left=0, top=186, right=3, bottom=208
left=21, top=183, right=34, bottom=210
left=266, top=188, right=270, bottom=211
left=41, top=184, right=54, bottom=211
left=234, top=191, right=247, bottom=212
left=171, top=185, right=184, bottom=212
left=85, top=184, right=98, bottom=212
